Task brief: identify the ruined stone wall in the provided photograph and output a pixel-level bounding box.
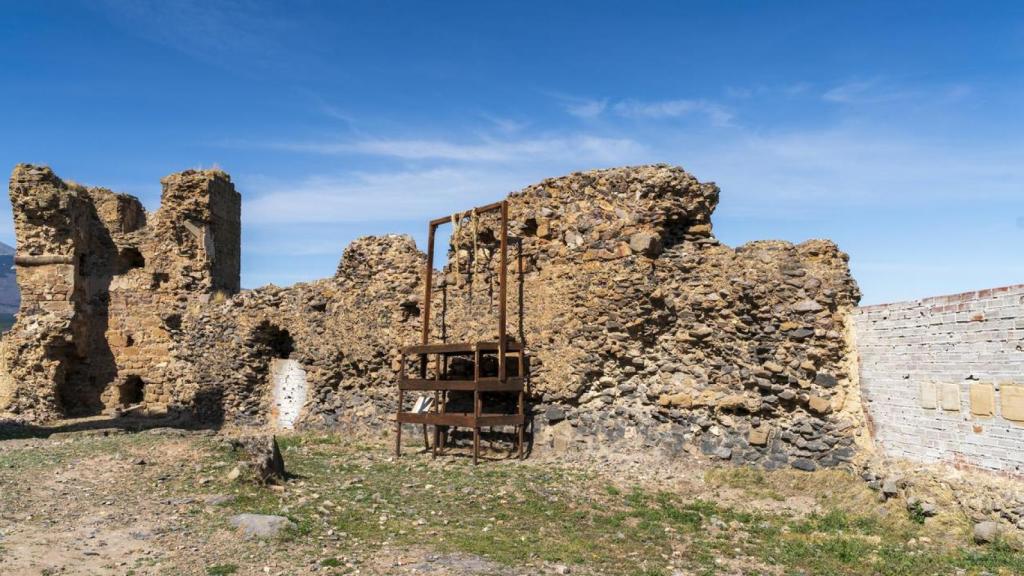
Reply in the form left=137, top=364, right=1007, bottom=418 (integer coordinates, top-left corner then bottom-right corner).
left=855, top=285, right=1024, bottom=474
left=0, top=165, right=240, bottom=419
left=424, top=166, right=865, bottom=470
left=176, top=235, right=424, bottom=426
left=167, top=165, right=864, bottom=470
left=1, top=163, right=867, bottom=471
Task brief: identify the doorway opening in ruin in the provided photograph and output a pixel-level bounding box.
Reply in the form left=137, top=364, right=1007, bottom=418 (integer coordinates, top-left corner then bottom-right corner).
left=251, top=320, right=294, bottom=359
left=118, top=375, right=145, bottom=407
left=116, top=247, right=145, bottom=274
left=270, top=358, right=307, bottom=429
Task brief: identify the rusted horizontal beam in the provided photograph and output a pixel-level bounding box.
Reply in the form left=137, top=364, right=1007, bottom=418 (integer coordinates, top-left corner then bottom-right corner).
left=428, top=200, right=505, bottom=228
left=397, top=411, right=525, bottom=427
left=475, top=340, right=522, bottom=352
left=401, top=340, right=521, bottom=355
left=398, top=377, right=524, bottom=392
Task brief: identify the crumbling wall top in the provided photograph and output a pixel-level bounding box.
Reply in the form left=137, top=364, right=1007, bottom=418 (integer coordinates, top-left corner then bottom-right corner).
left=335, top=234, right=423, bottom=284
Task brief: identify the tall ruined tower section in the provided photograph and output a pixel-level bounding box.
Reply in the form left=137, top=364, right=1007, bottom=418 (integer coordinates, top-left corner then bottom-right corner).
left=151, top=170, right=241, bottom=295
left=0, top=165, right=240, bottom=419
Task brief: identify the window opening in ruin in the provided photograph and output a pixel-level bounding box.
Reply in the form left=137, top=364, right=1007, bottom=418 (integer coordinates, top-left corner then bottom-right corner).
left=522, top=217, right=538, bottom=237
left=117, top=247, right=145, bottom=274
left=151, top=271, right=170, bottom=289
left=163, top=313, right=182, bottom=331
left=400, top=299, right=421, bottom=320
left=118, top=375, right=145, bottom=406
left=251, top=320, right=294, bottom=359
left=125, top=334, right=135, bottom=347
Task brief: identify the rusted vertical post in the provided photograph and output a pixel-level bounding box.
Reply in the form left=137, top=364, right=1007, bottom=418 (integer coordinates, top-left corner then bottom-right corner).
left=421, top=223, right=435, bottom=375
left=518, top=350, right=525, bottom=459
left=474, top=346, right=481, bottom=465
left=396, top=388, right=404, bottom=457
left=498, top=201, right=508, bottom=382
left=433, top=353, right=441, bottom=457
left=418, top=224, right=436, bottom=454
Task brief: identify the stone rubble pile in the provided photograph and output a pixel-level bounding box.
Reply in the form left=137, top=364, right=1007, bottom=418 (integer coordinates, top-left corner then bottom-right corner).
left=862, top=457, right=1024, bottom=539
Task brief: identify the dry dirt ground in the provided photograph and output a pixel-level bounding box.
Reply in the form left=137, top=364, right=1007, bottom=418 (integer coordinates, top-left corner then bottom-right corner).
left=0, top=418, right=1021, bottom=576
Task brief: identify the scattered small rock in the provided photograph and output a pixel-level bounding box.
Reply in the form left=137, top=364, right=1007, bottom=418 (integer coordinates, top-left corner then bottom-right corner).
left=881, top=478, right=900, bottom=499
left=973, top=521, right=1000, bottom=544
left=204, top=494, right=237, bottom=506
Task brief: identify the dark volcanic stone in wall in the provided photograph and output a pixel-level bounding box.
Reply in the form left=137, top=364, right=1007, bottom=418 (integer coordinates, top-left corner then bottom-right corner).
left=0, top=163, right=866, bottom=471
left=173, top=164, right=865, bottom=469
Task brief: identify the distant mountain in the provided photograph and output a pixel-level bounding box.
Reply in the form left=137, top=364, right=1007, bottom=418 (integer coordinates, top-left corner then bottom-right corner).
left=0, top=241, right=19, bottom=316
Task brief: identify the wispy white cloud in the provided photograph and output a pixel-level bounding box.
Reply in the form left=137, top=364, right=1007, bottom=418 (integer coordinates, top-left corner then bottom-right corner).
left=478, top=114, right=528, bottom=133
left=557, top=94, right=734, bottom=126
left=820, top=78, right=972, bottom=105
left=686, top=126, right=1024, bottom=219
left=822, top=79, right=911, bottom=104
left=94, top=0, right=290, bottom=70
left=242, top=167, right=527, bottom=224
left=565, top=98, right=608, bottom=119
left=318, top=102, right=357, bottom=125
left=612, top=99, right=734, bottom=126
left=725, top=82, right=812, bottom=99
left=261, top=134, right=647, bottom=164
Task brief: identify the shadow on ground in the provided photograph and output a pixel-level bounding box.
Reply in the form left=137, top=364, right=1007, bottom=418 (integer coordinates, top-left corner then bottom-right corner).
left=0, top=411, right=220, bottom=441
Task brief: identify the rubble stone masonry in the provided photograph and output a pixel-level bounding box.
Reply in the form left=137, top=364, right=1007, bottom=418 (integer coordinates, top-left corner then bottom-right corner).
left=0, top=165, right=240, bottom=419
left=1, top=163, right=872, bottom=471
left=854, top=285, right=1024, bottom=474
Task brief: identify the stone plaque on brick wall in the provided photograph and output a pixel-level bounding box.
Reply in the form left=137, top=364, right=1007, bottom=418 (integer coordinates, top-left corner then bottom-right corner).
left=1000, top=384, right=1024, bottom=423
left=970, top=383, right=995, bottom=417
left=941, top=382, right=961, bottom=411
left=919, top=381, right=937, bottom=409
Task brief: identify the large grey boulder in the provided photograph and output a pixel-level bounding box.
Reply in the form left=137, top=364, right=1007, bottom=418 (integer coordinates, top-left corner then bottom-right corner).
left=228, top=513, right=296, bottom=539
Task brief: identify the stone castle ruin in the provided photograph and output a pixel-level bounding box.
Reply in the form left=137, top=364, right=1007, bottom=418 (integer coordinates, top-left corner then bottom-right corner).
left=1, top=163, right=867, bottom=470
left=4, top=161, right=1024, bottom=542
left=0, top=165, right=239, bottom=418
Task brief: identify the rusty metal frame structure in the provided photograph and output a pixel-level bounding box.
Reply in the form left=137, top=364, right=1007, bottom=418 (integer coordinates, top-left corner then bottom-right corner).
left=395, top=200, right=525, bottom=464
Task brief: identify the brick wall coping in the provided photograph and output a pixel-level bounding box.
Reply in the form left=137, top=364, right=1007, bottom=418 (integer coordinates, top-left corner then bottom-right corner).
left=856, top=283, right=1024, bottom=314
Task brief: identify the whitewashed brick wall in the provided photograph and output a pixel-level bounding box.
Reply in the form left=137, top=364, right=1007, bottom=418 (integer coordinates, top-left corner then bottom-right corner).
left=854, top=284, right=1024, bottom=473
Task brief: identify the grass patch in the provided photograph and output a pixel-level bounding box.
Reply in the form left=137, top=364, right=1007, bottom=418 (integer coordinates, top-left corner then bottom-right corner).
left=704, top=466, right=785, bottom=501
left=3, top=430, right=1023, bottom=576
left=200, top=435, right=1024, bottom=575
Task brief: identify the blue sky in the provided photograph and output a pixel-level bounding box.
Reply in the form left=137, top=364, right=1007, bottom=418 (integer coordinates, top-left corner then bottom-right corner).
left=1, top=0, right=1022, bottom=304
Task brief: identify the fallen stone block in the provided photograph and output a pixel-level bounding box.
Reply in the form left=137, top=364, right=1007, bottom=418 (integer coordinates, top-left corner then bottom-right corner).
left=228, top=513, right=296, bottom=540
